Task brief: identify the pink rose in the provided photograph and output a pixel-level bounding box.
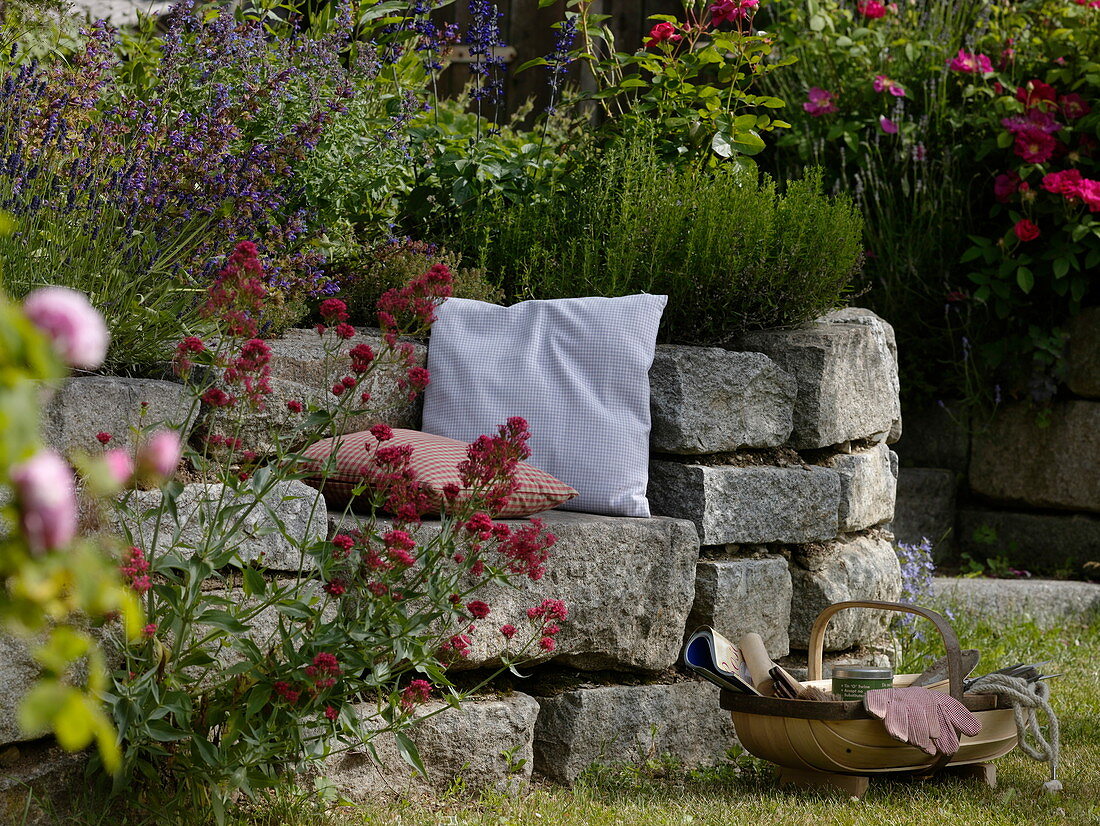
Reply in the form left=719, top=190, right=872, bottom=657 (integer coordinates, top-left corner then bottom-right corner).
left=1074, top=179, right=1100, bottom=212
left=1041, top=169, right=1083, bottom=196
left=10, top=450, right=77, bottom=553
left=873, top=75, right=906, bottom=97
left=1013, top=128, right=1057, bottom=164
left=137, top=430, right=182, bottom=479
left=22, top=287, right=109, bottom=370
left=1013, top=219, right=1040, bottom=242
left=1016, top=79, right=1057, bottom=110
left=103, top=448, right=135, bottom=487
left=879, top=115, right=899, bottom=134
left=947, top=50, right=992, bottom=74
left=803, top=87, right=838, bottom=117
left=710, top=0, right=758, bottom=24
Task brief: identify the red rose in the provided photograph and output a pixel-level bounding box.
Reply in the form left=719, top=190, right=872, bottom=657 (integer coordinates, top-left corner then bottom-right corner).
left=645, top=22, right=682, bottom=47
left=1013, top=219, right=1040, bottom=242
left=1016, top=79, right=1057, bottom=110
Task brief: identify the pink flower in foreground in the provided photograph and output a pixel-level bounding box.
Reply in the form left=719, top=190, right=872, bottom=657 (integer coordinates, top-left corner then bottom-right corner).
left=803, top=87, right=838, bottom=116
left=10, top=450, right=77, bottom=553
left=22, top=287, right=109, bottom=370
left=500, top=624, right=518, bottom=640
left=318, top=298, right=349, bottom=323
left=138, top=430, right=182, bottom=479
left=879, top=115, right=899, bottom=134
left=873, top=75, right=905, bottom=97
left=947, top=50, right=992, bottom=74
left=645, top=22, right=681, bottom=47
left=400, top=679, right=432, bottom=711
left=467, top=600, right=491, bottom=619
left=857, top=0, right=887, bottom=18
left=103, top=448, right=135, bottom=487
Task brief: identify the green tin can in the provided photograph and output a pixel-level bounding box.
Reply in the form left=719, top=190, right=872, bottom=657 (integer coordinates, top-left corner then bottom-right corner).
left=831, top=666, right=894, bottom=701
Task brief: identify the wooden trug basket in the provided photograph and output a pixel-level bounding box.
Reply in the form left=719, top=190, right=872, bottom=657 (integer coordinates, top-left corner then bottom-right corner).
left=719, top=601, right=1018, bottom=796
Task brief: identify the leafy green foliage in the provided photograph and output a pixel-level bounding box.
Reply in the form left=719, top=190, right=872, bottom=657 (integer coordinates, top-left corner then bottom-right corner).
left=760, top=0, right=1100, bottom=406
left=0, top=266, right=140, bottom=773
left=454, top=132, right=862, bottom=344
left=538, top=0, right=793, bottom=166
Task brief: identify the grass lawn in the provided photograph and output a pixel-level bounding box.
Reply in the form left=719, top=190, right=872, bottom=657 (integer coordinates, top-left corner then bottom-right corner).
left=328, top=610, right=1100, bottom=826
left=54, top=607, right=1100, bottom=826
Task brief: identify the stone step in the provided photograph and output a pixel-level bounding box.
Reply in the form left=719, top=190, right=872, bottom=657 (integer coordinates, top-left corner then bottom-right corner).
left=110, top=479, right=327, bottom=571
left=933, top=577, right=1100, bottom=629
left=738, top=309, right=901, bottom=450
left=330, top=510, right=701, bottom=674
left=787, top=533, right=902, bottom=651
left=649, top=346, right=795, bottom=454
left=970, top=400, right=1100, bottom=514
left=0, top=740, right=86, bottom=826
left=532, top=679, right=736, bottom=784
left=203, top=328, right=426, bottom=456
left=324, top=693, right=539, bottom=798
left=687, top=557, right=792, bottom=658
left=648, top=461, right=840, bottom=545
left=956, top=508, right=1100, bottom=576
left=41, top=376, right=195, bottom=459
left=823, top=442, right=897, bottom=532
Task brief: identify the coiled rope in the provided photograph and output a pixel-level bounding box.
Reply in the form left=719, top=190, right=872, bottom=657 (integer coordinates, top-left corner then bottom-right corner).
left=969, top=673, right=1062, bottom=793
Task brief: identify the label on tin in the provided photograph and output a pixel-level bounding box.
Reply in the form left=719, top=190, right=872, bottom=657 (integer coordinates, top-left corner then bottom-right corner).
left=832, top=676, right=893, bottom=700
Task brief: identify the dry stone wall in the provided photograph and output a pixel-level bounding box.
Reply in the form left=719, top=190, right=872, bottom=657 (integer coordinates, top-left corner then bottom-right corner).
left=2, top=307, right=903, bottom=802
left=893, top=308, right=1100, bottom=574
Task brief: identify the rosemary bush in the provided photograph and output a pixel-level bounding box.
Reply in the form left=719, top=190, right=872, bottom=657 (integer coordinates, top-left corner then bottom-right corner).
left=454, top=133, right=863, bottom=344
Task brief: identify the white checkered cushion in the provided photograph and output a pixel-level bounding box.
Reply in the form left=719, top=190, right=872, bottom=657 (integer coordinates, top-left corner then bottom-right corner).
left=299, top=428, right=577, bottom=518
left=422, top=295, right=667, bottom=517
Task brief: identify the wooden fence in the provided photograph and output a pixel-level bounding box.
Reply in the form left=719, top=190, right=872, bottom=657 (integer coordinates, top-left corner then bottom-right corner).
left=432, top=0, right=683, bottom=117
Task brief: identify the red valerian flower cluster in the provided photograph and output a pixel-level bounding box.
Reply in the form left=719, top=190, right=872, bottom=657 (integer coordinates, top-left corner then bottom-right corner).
left=305, top=652, right=341, bottom=690
left=376, top=263, right=454, bottom=346
left=400, top=678, right=432, bottom=711
left=456, top=416, right=532, bottom=515
left=200, top=241, right=267, bottom=339
left=120, top=546, right=152, bottom=595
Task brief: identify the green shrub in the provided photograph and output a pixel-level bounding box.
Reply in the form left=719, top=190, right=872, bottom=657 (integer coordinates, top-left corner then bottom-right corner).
left=332, top=239, right=504, bottom=326
left=453, top=134, right=862, bottom=344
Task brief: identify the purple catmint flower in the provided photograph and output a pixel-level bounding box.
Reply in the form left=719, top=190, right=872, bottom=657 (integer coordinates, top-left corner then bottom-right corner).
left=466, top=0, right=507, bottom=105
left=545, top=15, right=577, bottom=114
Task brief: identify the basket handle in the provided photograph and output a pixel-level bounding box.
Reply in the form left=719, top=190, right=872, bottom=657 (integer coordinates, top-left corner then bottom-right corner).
left=806, top=601, right=964, bottom=701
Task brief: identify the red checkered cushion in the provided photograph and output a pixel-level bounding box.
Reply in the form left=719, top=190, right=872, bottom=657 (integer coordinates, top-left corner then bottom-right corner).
left=299, top=428, right=578, bottom=518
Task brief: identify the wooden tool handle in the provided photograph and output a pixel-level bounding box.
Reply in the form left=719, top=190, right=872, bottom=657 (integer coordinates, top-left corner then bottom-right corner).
left=740, top=632, right=775, bottom=689
left=806, top=601, right=965, bottom=701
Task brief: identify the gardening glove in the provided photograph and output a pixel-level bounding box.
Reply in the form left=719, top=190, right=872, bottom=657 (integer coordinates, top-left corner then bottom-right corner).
left=864, top=687, right=982, bottom=757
